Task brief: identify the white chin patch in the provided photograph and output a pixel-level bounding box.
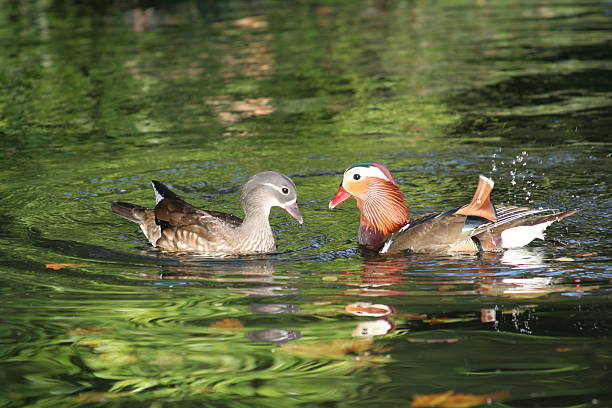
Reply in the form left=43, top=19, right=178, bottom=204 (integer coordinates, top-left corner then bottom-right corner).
left=344, top=166, right=390, bottom=183
left=500, top=221, right=553, bottom=248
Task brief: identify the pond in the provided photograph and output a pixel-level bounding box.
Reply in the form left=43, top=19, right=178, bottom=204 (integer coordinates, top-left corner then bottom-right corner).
left=1, top=0, right=611, bottom=407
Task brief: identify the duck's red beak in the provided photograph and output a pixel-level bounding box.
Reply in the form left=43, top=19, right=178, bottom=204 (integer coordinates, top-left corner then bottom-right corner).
left=329, top=186, right=353, bottom=209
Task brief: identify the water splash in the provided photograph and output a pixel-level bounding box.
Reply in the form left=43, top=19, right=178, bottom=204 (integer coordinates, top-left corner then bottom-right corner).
left=490, top=150, right=536, bottom=204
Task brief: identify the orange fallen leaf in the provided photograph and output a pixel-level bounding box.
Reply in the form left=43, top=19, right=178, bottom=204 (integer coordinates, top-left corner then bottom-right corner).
left=210, top=319, right=244, bottom=329
left=556, top=346, right=585, bottom=352
left=281, top=338, right=372, bottom=358
left=411, top=390, right=508, bottom=408
left=45, top=263, right=84, bottom=270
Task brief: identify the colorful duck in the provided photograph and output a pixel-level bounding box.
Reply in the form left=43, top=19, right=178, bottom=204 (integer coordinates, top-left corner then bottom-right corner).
left=112, top=171, right=302, bottom=255
left=329, top=162, right=577, bottom=254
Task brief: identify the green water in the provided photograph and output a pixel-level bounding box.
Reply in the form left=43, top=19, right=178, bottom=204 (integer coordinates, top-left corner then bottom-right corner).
left=1, top=1, right=611, bottom=407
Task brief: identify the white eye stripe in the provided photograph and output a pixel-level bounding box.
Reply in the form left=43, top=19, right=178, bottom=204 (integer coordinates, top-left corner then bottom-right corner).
left=261, top=182, right=293, bottom=195
left=344, top=166, right=390, bottom=182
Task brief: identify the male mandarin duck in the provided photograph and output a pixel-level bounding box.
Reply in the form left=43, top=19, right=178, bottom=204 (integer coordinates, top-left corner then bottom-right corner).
left=329, top=162, right=577, bottom=255
left=111, top=171, right=302, bottom=255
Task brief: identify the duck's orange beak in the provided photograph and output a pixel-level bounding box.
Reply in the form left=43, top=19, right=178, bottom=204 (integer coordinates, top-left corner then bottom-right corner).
left=329, top=185, right=353, bottom=209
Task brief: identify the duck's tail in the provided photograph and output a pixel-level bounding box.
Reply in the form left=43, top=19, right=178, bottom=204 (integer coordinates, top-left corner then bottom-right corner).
left=111, top=201, right=148, bottom=223
left=151, top=180, right=180, bottom=204
left=475, top=208, right=578, bottom=250
left=111, top=201, right=161, bottom=245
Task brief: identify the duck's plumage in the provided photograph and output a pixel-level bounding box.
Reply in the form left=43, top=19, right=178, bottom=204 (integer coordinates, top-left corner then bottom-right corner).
left=381, top=205, right=577, bottom=254
left=112, top=172, right=302, bottom=255
left=330, top=162, right=578, bottom=255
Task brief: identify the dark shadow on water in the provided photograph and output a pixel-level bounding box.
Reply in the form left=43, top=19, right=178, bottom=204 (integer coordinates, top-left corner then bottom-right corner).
left=448, top=68, right=612, bottom=144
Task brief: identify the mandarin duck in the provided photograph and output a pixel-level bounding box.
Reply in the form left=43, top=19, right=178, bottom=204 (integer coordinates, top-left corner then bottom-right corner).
left=111, top=171, right=302, bottom=255
left=329, top=162, right=577, bottom=255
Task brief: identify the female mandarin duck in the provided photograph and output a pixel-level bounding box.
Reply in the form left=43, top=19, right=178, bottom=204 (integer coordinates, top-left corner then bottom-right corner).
left=111, top=171, right=302, bottom=255
left=329, top=162, right=577, bottom=254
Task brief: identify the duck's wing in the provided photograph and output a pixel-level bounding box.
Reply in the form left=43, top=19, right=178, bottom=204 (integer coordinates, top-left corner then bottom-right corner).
left=112, top=181, right=244, bottom=252
left=382, top=206, right=578, bottom=254
left=152, top=180, right=243, bottom=231
left=380, top=173, right=578, bottom=254
left=380, top=210, right=489, bottom=254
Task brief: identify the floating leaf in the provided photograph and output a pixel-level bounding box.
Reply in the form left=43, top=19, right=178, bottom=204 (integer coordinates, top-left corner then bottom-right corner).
left=45, top=263, right=84, bottom=270
left=210, top=319, right=244, bottom=329
left=555, top=346, right=585, bottom=352
left=411, top=390, right=508, bottom=407
left=281, top=338, right=373, bottom=358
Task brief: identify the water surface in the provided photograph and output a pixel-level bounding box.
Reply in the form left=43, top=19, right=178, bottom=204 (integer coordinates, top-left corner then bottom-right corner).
left=1, top=1, right=611, bottom=407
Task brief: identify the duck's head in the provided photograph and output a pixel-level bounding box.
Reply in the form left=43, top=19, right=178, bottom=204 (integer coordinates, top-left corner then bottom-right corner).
left=242, top=171, right=303, bottom=224
left=329, top=162, right=408, bottom=241
left=329, top=162, right=400, bottom=208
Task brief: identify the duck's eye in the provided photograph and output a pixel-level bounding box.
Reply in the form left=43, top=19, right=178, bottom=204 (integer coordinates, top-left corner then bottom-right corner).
left=281, top=187, right=290, bottom=195
left=353, top=173, right=361, bottom=181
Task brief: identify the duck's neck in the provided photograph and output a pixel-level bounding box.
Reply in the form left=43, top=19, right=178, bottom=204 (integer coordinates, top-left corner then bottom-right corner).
left=238, top=200, right=275, bottom=251
left=356, top=179, right=409, bottom=250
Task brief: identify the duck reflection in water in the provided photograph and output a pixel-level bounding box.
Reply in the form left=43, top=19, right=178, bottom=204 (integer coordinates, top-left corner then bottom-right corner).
left=345, top=302, right=397, bottom=338
left=141, top=257, right=303, bottom=344
left=342, top=248, right=594, bottom=338
left=146, top=256, right=294, bottom=296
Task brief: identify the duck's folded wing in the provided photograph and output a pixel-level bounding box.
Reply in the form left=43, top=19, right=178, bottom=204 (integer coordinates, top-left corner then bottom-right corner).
left=152, top=198, right=243, bottom=250
left=154, top=198, right=242, bottom=227
left=382, top=210, right=487, bottom=254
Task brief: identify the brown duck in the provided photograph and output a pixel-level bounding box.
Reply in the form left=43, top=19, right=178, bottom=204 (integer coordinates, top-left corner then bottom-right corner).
left=111, top=171, right=303, bottom=255
left=329, top=162, right=577, bottom=255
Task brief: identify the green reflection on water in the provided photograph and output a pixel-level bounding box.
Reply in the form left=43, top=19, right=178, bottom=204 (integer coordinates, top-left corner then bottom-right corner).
left=0, top=0, right=611, bottom=407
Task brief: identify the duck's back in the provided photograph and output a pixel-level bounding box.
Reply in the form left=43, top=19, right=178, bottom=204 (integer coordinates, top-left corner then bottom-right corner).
left=381, top=211, right=482, bottom=254
left=380, top=205, right=577, bottom=254
left=153, top=198, right=246, bottom=253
